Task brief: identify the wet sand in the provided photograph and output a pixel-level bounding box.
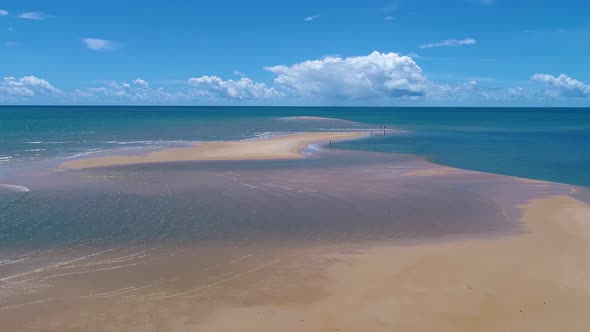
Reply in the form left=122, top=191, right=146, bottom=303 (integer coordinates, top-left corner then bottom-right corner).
left=195, top=195, right=590, bottom=332
left=62, top=132, right=366, bottom=169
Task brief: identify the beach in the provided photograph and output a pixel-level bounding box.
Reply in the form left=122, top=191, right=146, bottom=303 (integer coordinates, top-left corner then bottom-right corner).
left=1, top=108, right=590, bottom=331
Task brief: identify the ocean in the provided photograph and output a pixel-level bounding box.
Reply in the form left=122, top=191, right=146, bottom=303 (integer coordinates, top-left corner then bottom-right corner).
left=1, top=106, right=589, bottom=187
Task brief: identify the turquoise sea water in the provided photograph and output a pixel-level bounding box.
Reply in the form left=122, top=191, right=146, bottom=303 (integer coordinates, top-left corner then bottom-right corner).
left=1, top=106, right=589, bottom=187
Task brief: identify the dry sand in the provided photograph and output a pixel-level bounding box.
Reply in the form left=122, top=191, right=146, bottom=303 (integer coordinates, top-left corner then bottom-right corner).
left=62, top=132, right=366, bottom=170
left=196, top=195, right=590, bottom=332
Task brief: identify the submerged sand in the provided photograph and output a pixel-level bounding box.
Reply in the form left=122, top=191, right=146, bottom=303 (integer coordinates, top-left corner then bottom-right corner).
left=62, top=132, right=366, bottom=170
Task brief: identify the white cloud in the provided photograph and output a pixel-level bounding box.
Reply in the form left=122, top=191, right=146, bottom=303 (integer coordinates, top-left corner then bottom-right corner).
left=188, top=76, right=279, bottom=99
left=82, top=38, right=116, bottom=51
left=0, top=76, right=61, bottom=100
left=419, top=38, right=477, bottom=49
left=531, top=73, right=590, bottom=97
left=304, top=15, right=319, bottom=22
left=132, top=78, right=149, bottom=88
left=265, top=51, right=430, bottom=100
left=233, top=70, right=245, bottom=77
left=18, top=12, right=48, bottom=20
left=74, top=78, right=184, bottom=103
left=0, top=9, right=8, bottom=16
left=384, top=16, right=395, bottom=21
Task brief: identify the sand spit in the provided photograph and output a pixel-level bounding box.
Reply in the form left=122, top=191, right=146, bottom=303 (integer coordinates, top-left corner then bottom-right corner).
left=62, top=132, right=367, bottom=170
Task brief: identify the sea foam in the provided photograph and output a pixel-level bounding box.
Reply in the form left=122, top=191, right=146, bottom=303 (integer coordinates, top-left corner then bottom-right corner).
left=0, top=184, right=30, bottom=193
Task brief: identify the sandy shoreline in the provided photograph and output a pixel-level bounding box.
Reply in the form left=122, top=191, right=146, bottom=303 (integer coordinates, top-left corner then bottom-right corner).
left=62, top=131, right=367, bottom=170
left=195, top=194, right=590, bottom=332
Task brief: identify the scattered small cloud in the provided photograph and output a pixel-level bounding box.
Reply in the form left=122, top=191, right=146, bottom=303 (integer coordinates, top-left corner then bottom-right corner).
left=188, top=76, right=279, bottom=99
left=0, top=9, right=8, bottom=16
left=406, top=52, right=431, bottom=60
left=82, top=38, right=117, bottom=51
left=233, top=70, right=245, bottom=77
left=132, top=78, right=149, bottom=88
left=5, top=41, right=17, bottom=47
left=18, top=12, right=49, bottom=20
left=384, top=16, right=395, bottom=21
left=419, top=38, right=477, bottom=49
left=531, top=73, right=590, bottom=97
left=304, top=15, right=319, bottom=22
left=0, top=76, right=61, bottom=100
left=73, top=78, right=184, bottom=103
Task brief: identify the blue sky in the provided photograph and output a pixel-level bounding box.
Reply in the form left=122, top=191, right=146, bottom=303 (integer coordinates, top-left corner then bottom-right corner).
left=1, top=0, right=589, bottom=106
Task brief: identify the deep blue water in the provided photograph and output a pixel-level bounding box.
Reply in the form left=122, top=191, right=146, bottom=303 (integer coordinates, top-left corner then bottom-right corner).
left=1, top=106, right=589, bottom=187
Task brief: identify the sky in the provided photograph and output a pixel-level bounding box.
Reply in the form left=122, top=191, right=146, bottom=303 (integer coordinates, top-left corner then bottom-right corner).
left=1, top=0, right=589, bottom=106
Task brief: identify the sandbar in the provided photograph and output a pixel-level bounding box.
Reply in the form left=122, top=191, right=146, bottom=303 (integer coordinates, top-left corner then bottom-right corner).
left=62, top=132, right=366, bottom=170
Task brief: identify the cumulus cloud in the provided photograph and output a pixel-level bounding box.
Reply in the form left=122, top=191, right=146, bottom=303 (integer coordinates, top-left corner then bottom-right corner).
left=188, top=76, right=279, bottom=99
left=304, top=15, right=319, bottom=22
left=18, top=12, right=48, bottom=20
left=82, top=38, right=116, bottom=51
left=0, top=76, right=61, bottom=99
left=132, top=78, right=149, bottom=88
left=265, top=51, right=430, bottom=100
left=531, top=74, right=590, bottom=97
left=419, top=38, right=477, bottom=49
left=73, top=78, right=183, bottom=103
left=0, top=9, right=8, bottom=16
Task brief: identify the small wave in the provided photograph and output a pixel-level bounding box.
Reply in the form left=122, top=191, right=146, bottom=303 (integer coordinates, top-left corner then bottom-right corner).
left=0, top=184, right=30, bottom=193
left=244, top=132, right=286, bottom=141
left=26, top=141, right=69, bottom=144
left=24, top=149, right=47, bottom=152
left=64, top=148, right=107, bottom=159
left=70, top=131, right=96, bottom=135
left=103, top=140, right=155, bottom=145
left=277, top=116, right=357, bottom=124
left=0, top=156, right=13, bottom=161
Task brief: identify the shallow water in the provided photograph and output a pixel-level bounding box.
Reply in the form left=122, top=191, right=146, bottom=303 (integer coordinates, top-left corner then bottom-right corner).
left=0, top=149, right=575, bottom=327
